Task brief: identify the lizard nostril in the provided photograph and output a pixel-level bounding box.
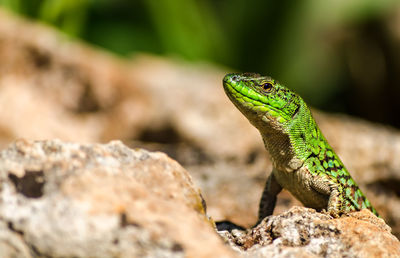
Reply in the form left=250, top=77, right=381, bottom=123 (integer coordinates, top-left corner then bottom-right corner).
left=223, top=73, right=239, bottom=84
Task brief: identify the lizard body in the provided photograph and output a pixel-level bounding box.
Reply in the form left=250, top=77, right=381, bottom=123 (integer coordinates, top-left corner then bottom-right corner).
left=222, top=73, right=378, bottom=223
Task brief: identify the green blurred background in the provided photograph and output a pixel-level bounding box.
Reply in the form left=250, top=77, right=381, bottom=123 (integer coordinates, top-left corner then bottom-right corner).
left=2, top=0, right=400, bottom=127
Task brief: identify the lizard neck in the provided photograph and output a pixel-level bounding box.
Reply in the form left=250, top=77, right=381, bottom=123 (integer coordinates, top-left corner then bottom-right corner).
left=260, top=127, right=303, bottom=172
left=259, top=100, right=316, bottom=172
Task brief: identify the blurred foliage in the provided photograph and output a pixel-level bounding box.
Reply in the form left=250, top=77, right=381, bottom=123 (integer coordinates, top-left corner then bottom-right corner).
left=0, top=0, right=89, bottom=35
left=1, top=0, right=400, bottom=126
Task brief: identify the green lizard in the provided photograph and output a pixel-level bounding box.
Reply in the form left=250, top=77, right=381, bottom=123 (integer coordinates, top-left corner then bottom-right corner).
left=222, top=72, right=379, bottom=223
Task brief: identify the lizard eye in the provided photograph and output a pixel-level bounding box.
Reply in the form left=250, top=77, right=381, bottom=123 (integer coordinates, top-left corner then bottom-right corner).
left=262, top=82, right=273, bottom=92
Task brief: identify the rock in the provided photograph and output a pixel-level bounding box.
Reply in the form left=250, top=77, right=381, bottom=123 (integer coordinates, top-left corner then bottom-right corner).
left=0, top=139, right=235, bottom=258
left=0, top=9, right=150, bottom=148
left=218, top=207, right=400, bottom=257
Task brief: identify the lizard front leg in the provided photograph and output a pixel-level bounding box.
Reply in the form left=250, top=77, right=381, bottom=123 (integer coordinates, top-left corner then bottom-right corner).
left=311, top=176, right=344, bottom=217
left=257, top=171, right=282, bottom=224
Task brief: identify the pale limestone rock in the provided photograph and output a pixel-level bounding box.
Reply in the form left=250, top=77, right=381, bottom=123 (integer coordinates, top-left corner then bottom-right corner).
left=0, top=139, right=235, bottom=258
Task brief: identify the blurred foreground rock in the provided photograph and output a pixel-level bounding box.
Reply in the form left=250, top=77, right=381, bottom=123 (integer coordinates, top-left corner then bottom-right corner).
left=0, top=8, right=400, bottom=241
left=0, top=139, right=234, bottom=257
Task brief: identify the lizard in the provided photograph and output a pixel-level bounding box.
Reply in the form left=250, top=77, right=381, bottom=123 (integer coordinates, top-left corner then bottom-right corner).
left=222, top=72, right=379, bottom=224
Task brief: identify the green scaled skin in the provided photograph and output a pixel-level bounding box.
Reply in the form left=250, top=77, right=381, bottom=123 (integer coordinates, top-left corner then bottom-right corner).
left=222, top=73, right=379, bottom=223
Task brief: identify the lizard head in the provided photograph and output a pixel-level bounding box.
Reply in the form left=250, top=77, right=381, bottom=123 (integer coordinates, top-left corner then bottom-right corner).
left=223, top=73, right=303, bottom=131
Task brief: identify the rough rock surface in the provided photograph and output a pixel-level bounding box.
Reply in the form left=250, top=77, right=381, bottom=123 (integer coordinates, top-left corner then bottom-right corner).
left=0, top=139, right=235, bottom=258
left=218, top=207, right=400, bottom=257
